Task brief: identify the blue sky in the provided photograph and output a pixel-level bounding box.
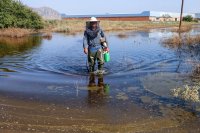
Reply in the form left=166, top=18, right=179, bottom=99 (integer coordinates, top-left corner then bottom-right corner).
left=21, top=0, right=200, bottom=15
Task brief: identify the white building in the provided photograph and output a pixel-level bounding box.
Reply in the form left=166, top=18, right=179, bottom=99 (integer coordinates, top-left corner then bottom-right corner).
left=63, top=11, right=200, bottom=22
left=148, top=11, right=195, bottom=22
left=195, top=13, right=200, bottom=20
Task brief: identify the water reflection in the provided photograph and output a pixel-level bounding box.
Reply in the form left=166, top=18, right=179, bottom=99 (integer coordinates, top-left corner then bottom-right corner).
left=42, top=33, right=53, bottom=40
left=116, top=29, right=175, bottom=40
left=0, top=36, right=42, bottom=57
left=87, top=74, right=110, bottom=105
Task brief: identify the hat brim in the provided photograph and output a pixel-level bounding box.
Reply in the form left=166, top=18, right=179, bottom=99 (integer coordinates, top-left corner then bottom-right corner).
left=87, top=20, right=100, bottom=22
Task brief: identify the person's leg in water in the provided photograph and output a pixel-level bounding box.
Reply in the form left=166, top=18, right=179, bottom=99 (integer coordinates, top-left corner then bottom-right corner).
left=97, top=74, right=110, bottom=95
left=88, top=73, right=96, bottom=87
left=88, top=50, right=96, bottom=72
left=97, top=49, right=104, bottom=72
left=97, top=74, right=104, bottom=87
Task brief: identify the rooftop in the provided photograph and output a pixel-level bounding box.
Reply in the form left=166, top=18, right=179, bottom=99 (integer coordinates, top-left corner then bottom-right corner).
left=62, top=11, right=150, bottom=18
left=62, top=11, right=199, bottom=19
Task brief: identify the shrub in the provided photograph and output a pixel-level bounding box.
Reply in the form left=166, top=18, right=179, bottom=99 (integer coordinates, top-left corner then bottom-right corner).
left=0, top=0, right=44, bottom=29
left=183, top=15, right=193, bottom=22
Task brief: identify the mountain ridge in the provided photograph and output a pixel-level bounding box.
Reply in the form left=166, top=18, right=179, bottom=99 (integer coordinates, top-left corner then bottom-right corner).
left=32, top=7, right=62, bottom=20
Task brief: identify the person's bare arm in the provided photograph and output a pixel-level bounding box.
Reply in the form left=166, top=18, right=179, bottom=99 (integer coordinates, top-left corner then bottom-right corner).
left=100, top=30, right=109, bottom=52
left=83, top=31, right=88, bottom=54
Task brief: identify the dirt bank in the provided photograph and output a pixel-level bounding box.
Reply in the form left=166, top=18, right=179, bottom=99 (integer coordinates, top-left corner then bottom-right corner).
left=0, top=94, right=199, bottom=133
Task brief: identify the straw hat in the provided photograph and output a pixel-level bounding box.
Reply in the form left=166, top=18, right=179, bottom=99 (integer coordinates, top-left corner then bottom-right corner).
left=88, top=17, right=100, bottom=22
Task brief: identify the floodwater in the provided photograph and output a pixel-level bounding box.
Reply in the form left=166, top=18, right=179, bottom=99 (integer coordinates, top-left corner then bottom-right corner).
left=0, top=27, right=200, bottom=133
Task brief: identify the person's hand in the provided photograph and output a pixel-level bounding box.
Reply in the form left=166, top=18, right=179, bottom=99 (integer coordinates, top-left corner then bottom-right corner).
left=104, top=47, right=110, bottom=52
left=100, top=38, right=106, bottom=43
left=84, top=48, right=88, bottom=54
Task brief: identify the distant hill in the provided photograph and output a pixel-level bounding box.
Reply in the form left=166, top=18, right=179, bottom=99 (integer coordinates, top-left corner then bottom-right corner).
left=32, top=7, right=61, bottom=20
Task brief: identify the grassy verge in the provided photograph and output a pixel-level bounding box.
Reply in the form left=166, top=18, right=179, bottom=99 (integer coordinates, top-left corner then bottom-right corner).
left=44, top=20, right=196, bottom=33
left=0, top=20, right=197, bottom=38
left=0, top=28, right=37, bottom=38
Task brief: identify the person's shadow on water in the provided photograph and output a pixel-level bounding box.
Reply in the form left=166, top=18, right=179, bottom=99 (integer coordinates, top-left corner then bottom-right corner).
left=87, top=73, right=110, bottom=105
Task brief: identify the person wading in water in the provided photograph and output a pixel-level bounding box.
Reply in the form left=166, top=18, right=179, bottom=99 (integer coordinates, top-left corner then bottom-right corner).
left=83, top=17, right=109, bottom=73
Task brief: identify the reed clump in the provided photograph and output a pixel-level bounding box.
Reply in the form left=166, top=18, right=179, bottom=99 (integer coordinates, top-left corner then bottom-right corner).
left=171, top=26, right=192, bottom=33
left=163, top=34, right=200, bottom=48
left=0, top=28, right=35, bottom=38
left=117, top=33, right=129, bottom=39
left=171, top=85, right=200, bottom=102
left=192, top=64, right=200, bottom=78
left=44, top=20, right=84, bottom=33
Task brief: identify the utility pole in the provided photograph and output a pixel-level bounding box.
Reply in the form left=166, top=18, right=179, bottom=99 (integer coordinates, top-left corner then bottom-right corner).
left=179, top=0, right=184, bottom=30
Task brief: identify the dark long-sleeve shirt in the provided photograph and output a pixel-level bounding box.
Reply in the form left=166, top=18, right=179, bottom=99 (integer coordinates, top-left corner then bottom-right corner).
left=83, top=29, right=107, bottom=51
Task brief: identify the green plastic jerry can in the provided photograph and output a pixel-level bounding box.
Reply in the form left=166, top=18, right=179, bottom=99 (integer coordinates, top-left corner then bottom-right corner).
left=104, top=84, right=110, bottom=94
left=104, top=52, right=110, bottom=62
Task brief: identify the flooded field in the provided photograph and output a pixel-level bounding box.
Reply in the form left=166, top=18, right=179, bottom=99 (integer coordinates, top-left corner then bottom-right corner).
left=0, top=27, right=200, bottom=133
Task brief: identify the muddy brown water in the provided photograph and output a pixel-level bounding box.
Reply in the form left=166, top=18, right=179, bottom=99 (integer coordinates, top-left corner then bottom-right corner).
left=0, top=28, right=200, bottom=133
